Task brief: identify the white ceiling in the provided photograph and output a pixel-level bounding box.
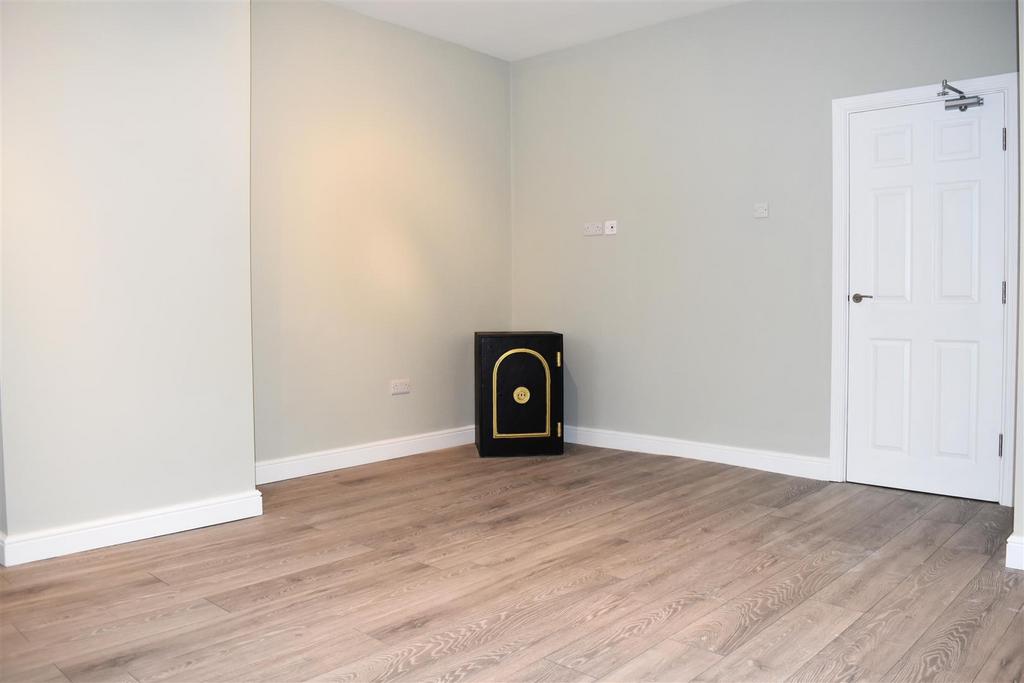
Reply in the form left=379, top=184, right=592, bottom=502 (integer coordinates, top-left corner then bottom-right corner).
left=338, top=1, right=742, bottom=62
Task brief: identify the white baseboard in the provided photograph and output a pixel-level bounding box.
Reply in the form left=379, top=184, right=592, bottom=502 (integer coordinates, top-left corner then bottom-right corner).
left=564, top=425, right=832, bottom=481
left=256, top=425, right=475, bottom=485
left=1007, top=534, right=1024, bottom=571
left=0, top=490, right=263, bottom=567
left=256, top=423, right=829, bottom=486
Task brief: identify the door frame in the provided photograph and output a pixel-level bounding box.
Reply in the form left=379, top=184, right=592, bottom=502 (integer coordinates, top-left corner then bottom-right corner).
left=829, top=72, right=1019, bottom=506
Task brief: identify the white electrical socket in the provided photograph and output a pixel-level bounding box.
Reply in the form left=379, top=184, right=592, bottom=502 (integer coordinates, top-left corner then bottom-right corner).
left=753, top=202, right=769, bottom=219
left=390, top=378, right=411, bottom=395
left=583, top=222, right=603, bottom=236
left=603, top=220, right=618, bottom=235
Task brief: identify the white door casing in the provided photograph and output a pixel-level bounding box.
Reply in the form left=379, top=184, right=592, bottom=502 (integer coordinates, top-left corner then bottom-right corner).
left=831, top=74, right=1019, bottom=505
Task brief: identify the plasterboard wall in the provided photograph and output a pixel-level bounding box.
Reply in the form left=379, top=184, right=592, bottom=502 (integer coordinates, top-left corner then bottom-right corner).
left=1, top=0, right=257, bottom=537
left=251, top=1, right=511, bottom=465
left=510, top=0, right=1017, bottom=459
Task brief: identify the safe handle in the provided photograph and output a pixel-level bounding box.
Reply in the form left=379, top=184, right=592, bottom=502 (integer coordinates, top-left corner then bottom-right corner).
left=851, top=293, right=874, bottom=304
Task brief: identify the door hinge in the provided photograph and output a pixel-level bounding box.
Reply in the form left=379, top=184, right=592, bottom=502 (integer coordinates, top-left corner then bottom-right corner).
left=998, top=433, right=1003, bottom=458
left=556, top=351, right=561, bottom=367
left=1003, top=128, right=1007, bottom=150
left=1002, top=281, right=1007, bottom=304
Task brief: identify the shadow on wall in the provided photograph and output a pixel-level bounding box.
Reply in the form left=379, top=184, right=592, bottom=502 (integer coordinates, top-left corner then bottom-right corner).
left=564, top=367, right=579, bottom=428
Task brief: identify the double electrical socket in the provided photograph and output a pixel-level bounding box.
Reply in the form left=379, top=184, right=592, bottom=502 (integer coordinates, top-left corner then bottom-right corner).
left=390, top=378, right=411, bottom=395
left=584, top=219, right=619, bottom=237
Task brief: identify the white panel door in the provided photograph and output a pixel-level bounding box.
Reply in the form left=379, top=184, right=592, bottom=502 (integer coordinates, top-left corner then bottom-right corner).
left=847, top=94, right=1006, bottom=501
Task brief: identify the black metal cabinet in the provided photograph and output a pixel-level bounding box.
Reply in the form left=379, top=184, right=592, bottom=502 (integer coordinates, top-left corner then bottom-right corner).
left=474, top=332, right=563, bottom=457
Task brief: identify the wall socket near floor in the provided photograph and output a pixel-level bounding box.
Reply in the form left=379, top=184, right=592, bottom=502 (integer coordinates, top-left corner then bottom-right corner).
left=390, top=378, right=411, bottom=395
left=603, top=219, right=618, bottom=235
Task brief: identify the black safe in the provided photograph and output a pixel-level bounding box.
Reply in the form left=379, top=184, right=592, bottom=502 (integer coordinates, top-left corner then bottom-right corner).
left=474, top=332, right=564, bottom=457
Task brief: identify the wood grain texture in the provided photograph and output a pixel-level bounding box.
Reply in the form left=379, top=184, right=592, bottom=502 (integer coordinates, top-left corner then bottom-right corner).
left=507, top=659, right=596, bottom=683
left=595, top=640, right=721, bottom=683
left=788, top=547, right=992, bottom=682
left=973, top=609, right=1024, bottom=683
left=759, top=488, right=905, bottom=558
left=835, top=492, right=940, bottom=550
left=409, top=591, right=640, bottom=683
left=693, top=599, right=861, bottom=682
left=944, top=506, right=1015, bottom=556
left=673, top=541, right=869, bottom=656
left=547, top=591, right=721, bottom=677
left=926, top=498, right=985, bottom=525
left=0, top=444, right=1017, bottom=683
left=815, top=518, right=962, bottom=612
left=883, top=552, right=1024, bottom=682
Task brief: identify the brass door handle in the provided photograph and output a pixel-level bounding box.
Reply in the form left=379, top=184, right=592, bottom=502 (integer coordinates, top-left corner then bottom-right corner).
left=851, top=293, right=874, bottom=303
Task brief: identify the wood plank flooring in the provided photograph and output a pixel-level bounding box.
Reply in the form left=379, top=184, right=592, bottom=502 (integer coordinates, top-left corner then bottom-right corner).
left=1, top=444, right=1020, bottom=682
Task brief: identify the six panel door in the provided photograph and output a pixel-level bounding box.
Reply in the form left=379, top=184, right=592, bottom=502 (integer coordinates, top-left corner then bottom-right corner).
left=846, top=94, right=1007, bottom=501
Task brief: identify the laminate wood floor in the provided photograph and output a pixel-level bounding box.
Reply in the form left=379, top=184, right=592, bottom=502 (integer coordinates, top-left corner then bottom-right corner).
left=1, top=444, right=1021, bottom=682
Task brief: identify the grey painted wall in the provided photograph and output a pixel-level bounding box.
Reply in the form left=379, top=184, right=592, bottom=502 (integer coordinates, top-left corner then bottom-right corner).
left=0, top=3, right=5, bottom=537
left=251, top=2, right=511, bottom=463
left=510, top=0, right=1017, bottom=458
left=0, top=2, right=4, bottom=536
left=0, top=412, right=6, bottom=536
left=1, top=0, right=256, bottom=534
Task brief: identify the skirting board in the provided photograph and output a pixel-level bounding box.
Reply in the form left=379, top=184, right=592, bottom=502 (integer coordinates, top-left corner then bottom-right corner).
left=1007, top=535, right=1024, bottom=571
left=256, top=423, right=830, bottom=486
left=256, top=425, right=475, bottom=485
left=0, top=490, right=263, bottom=567
left=564, top=425, right=833, bottom=481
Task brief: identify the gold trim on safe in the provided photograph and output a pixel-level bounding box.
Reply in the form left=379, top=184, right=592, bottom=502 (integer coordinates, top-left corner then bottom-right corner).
left=492, top=348, right=551, bottom=438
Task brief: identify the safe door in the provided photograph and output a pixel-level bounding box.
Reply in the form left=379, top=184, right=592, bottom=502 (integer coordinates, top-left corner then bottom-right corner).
left=475, top=332, right=563, bottom=457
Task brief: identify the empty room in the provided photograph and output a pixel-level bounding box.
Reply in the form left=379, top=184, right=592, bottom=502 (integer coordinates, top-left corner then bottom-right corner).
left=2, top=0, right=1023, bottom=681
